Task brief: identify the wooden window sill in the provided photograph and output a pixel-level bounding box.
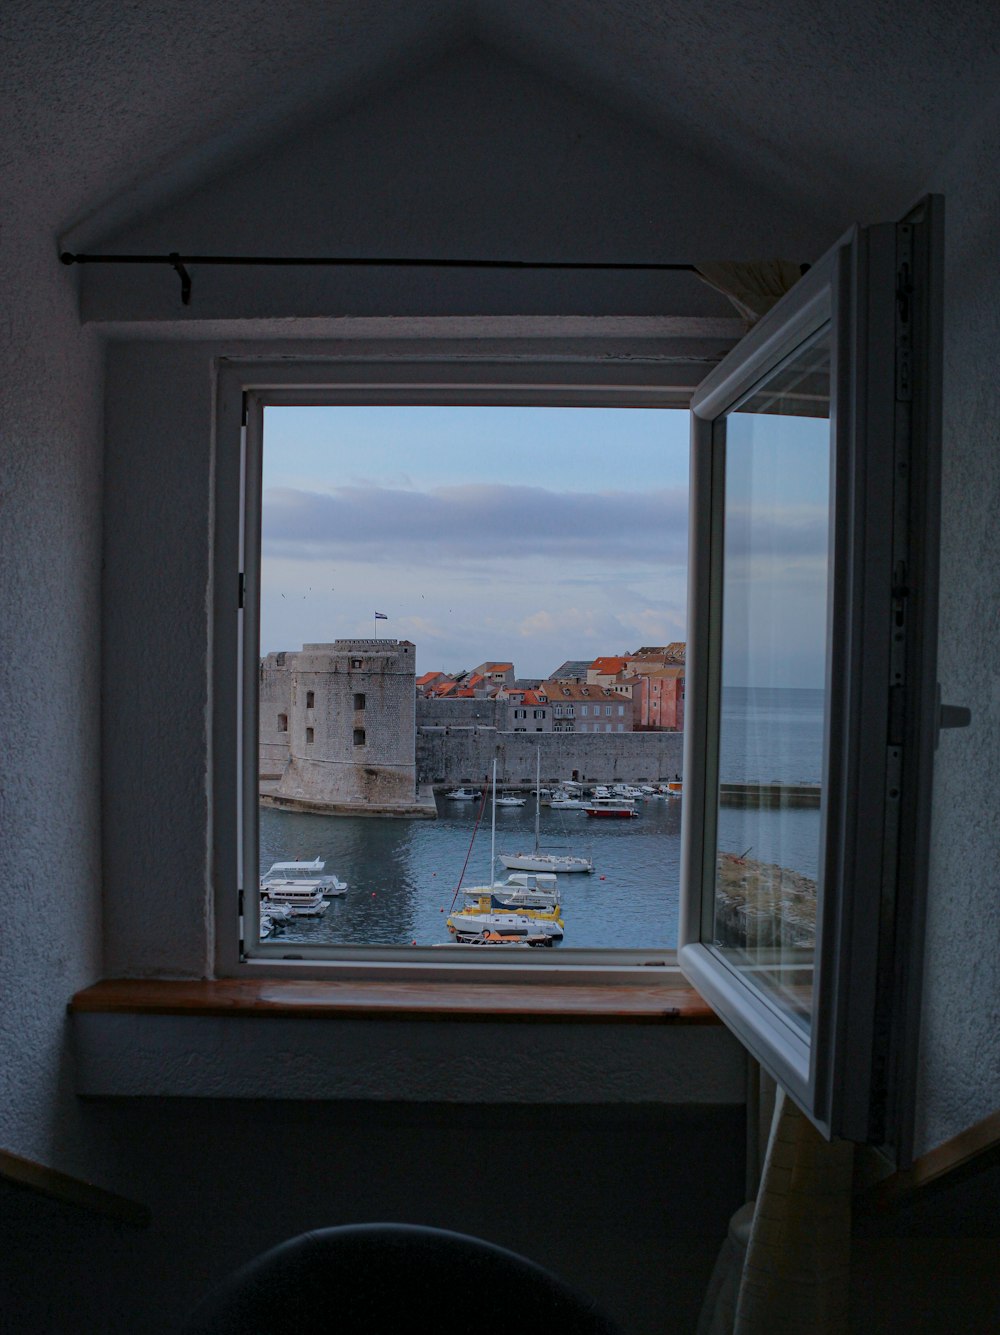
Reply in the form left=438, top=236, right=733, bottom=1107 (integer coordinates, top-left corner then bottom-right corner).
left=69, top=979, right=743, bottom=1105
left=69, top=978, right=721, bottom=1024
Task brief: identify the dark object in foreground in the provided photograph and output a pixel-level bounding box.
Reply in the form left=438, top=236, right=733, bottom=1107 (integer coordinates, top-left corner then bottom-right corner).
left=181, top=1221, right=620, bottom=1335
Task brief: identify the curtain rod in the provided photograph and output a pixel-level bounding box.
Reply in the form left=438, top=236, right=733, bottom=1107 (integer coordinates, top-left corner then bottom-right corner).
left=59, top=250, right=699, bottom=307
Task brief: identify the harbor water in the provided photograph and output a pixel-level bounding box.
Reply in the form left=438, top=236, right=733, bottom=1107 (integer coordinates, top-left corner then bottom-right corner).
left=259, top=685, right=825, bottom=950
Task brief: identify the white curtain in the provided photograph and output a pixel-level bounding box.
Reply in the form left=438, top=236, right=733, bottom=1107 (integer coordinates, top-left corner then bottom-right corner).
left=698, top=1087, right=854, bottom=1335
left=694, top=261, right=804, bottom=329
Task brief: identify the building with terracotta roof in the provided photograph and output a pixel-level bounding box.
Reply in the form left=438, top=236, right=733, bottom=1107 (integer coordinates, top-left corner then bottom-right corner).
left=537, top=681, right=633, bottom=733
left=587, top=656, right=631, bottom=685
left=471, top=661, right=516, bottom=688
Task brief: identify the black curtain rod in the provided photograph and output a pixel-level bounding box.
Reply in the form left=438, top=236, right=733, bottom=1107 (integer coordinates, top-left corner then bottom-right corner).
left=59, top=250, right=699, bottom=307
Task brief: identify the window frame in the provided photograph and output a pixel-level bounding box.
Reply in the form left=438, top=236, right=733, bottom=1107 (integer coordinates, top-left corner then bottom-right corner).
left=678, top=199, right=943, bottom=1155
left=213, top=361, right=695, bottom=984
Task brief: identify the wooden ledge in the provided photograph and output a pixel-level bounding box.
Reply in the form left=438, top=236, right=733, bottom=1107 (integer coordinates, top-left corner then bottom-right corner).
left=0, top=1148, right=150, bottom=1227
left=70, top=978, right=719, bottom=1025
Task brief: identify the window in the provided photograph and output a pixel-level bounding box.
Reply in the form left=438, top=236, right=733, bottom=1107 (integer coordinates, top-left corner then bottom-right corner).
left=306, top=690, right=315, bottom=708
left=680, top=198, right=942, bottom=1151
left=354, top=693, right=366, bottom=711
left=605, top=705, right=612, bottom=716
left=353, top=728, right=366, bottom=746
left=277, top=713, right=288, bottom=732
left=305, top=727, right=314, bottom=744
left=581, top=706, right=588, bottom=717
left=618, top=706, right=624, bottom=716
left=215, top=207, right=940, bottom=1153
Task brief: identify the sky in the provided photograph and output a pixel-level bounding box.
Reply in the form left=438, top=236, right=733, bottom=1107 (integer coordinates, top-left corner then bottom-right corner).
left=260, top=402, right=832, bottom=685
left=261, top=405, right=691, bottom=679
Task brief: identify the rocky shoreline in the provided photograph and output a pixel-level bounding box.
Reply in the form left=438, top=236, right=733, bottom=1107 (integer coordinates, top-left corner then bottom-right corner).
left=714, top=850, right=817, bottom=949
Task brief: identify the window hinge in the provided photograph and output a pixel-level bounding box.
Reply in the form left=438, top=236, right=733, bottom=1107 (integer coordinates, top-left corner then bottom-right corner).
left=241, top=393, right=248, bottom=427
left=238, top=888, right=244, bottom=915
left=238, top=572, right=245, bottom=609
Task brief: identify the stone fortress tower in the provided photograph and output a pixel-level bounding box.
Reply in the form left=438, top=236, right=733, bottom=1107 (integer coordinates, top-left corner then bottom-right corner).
left=260, top=639, right=436, bottom=818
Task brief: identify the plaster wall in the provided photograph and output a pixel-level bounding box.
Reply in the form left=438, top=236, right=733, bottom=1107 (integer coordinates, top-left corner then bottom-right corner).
left=0, top=212, right=104, bottom=1172
left=85, top=43, right=834, bottom=324
left=91, top=28, right=1000, bottom=1157
left=914, top=98, right=1000, bottom=1154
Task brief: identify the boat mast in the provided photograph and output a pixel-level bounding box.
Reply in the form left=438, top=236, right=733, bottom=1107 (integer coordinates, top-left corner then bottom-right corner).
left=534, top=748, right=541, bottom=853
left=490, top=758, right=497, bottom=886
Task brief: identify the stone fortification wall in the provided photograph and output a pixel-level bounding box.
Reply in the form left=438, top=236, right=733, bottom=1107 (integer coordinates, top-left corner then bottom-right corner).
left=274, top=640, right=419, bottom=811
left=416, top=698, right=504, bottom=728
left=416, top=728, right=684, bottom=787
left=259, top=651, right=292, bottom=778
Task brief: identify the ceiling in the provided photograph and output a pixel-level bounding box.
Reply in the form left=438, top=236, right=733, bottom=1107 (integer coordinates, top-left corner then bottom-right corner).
left=5, top=2, right=1000, bottom=244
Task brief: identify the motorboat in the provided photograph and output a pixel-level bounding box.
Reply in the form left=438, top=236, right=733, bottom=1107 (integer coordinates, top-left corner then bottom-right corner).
left=445, top=786, right=482, bottom=801
left=612, top=784, right=645, bottom=799
left=499, top=751, right=595, bottom=874
left=447, top=898, right=563, bottom=943
left=467, top=872, right=561, bottom=912
left=547, top=790, right=587, bottom=809
left=260, top=884, right=329, bottom=915
left=260, top=858, right=347, bottom=897
left=493, top=789, right=526, bottom=807
left=582, top=803, right=639, bottom=819
left=259, top=903, right=292, bottom=938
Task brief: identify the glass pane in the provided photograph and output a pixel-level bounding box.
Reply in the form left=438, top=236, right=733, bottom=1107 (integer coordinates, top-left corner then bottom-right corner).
left=256, top=404, right=691, bottom=953
left=711, top=329, right=831, bottom=1034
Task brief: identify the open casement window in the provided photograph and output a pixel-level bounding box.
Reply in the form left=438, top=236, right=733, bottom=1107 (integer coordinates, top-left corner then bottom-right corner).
left=217, top=365, right=697, bottom=982
left=679, top=197, right=943, bottom=1156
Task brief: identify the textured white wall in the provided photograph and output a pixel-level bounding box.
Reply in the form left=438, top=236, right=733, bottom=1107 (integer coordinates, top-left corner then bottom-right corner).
left=83, top=44, right=833, bottom=324
left=94, top=39, right=1000, bottom=1153
left=915, top=98, right=1000, bottom=1154
left=0, top=212, right=104, bottom=1170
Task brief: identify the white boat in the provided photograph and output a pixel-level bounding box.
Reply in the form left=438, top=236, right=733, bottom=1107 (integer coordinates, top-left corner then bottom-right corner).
left=447, top=762, right=565, bottom=944
left=447, top=898, right=563, bottom=944
left=445, top=786, right=482, bottom=801
left=582, top=803, right=639, bottom=820
left=499, top=752, right=594, bottom=874
left=548, top=790, right=587, bottom=809
left=261, top=884, right=329, bottom=915
left=259, top=903, right=293, bottom=938
left=493, top=789, right=526, bottom=807
left=260, top=858, right=347, bottom=897
left=460, top=872, right=560, bottom=912
left=494, top=872, right=560, bottom=910
left=612, top=784, right=644, bottom=799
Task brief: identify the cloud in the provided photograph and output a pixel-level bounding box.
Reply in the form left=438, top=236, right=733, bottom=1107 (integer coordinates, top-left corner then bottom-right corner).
left=262, top=482, right=689, bottom=566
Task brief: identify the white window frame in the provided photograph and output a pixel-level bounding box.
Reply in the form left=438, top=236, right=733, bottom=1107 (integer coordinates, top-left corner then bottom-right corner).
left=679, top=198, right=943, bottom=1155
left=213, top=361, right=691, bottom=984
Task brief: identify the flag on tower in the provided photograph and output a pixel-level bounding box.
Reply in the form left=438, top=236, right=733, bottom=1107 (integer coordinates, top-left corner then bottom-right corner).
left=374, top=612, right=388, bottom=620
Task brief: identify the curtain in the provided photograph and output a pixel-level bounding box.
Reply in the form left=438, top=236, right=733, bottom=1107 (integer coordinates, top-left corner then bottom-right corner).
left=694, top=261, right=805, bottom=329
left=698, top=1087, right=854, bottom=1334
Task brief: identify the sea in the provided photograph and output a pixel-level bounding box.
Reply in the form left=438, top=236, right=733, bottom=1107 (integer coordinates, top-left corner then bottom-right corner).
left=259, top=686, right=825, bottom=951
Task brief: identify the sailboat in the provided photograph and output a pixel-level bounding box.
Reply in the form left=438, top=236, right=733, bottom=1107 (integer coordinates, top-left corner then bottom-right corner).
left=498, top=751, right=595, bottom=874
left=446, top=760, right=565, bottom=944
